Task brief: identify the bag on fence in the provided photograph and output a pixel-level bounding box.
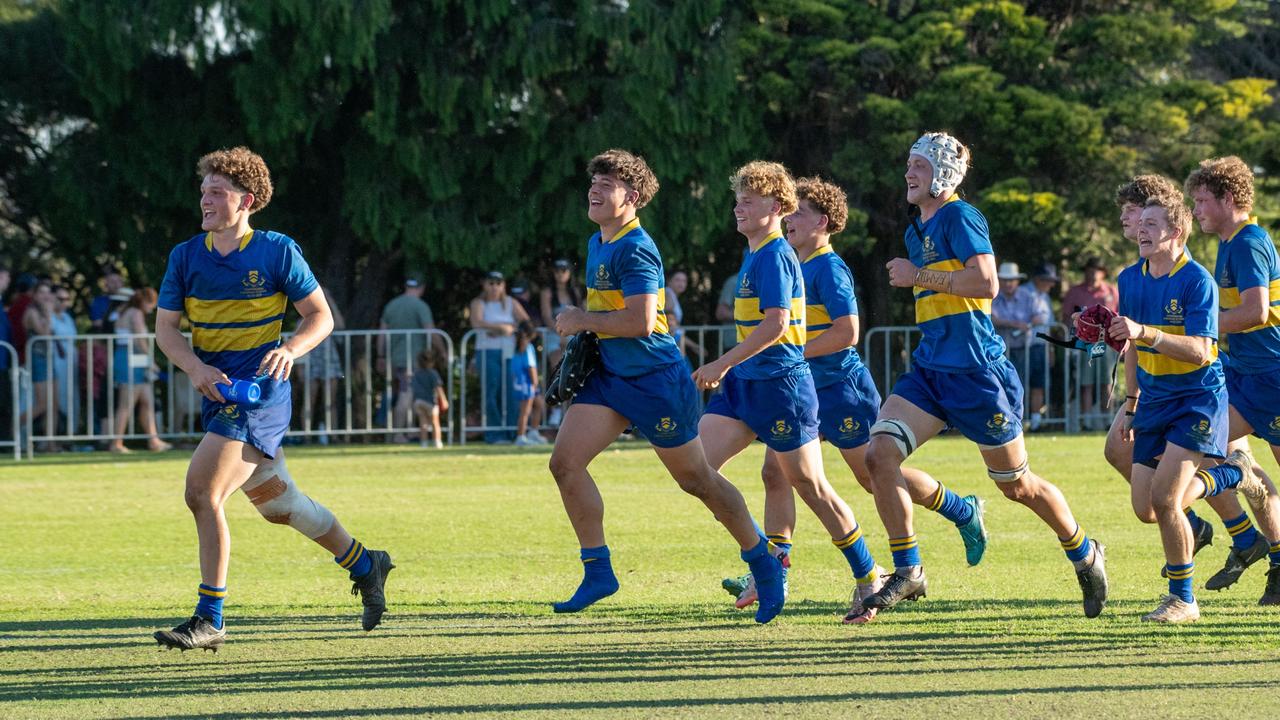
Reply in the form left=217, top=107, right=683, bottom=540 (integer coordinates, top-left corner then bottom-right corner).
left=544, top=331, right=601, bottom=407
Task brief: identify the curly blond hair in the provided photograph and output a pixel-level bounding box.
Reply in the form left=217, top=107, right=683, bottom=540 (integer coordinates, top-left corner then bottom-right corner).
left=795, top=177, right=848, bottom=235
left=197, top=147, right=273, bottom=212
left=1185, top=156, right=1254, bottom=212
left=730, top=161, right=797, bottom=215
left=1114, top=174, right=1180, bottom=208
left=1144, top=195, right=1192, bottom=242
left=587, top=149, right=659, bottom=208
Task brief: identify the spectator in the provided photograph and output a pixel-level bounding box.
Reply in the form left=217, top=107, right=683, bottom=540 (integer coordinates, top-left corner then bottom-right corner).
left=0, top=266, right=11, bottom=443
left=378, top=272, right=436, bottom=434
left=469, top=271, right=528, bottom=443
left=991, top=262, right=1052, bottom=430
left=510, top=278, right=542, bottom=327
left=107, top=287, right=170, bottom=453
left=50, top=285, right=79, bottom=433
left=411, top=345, right=449, bottom=449
left=7, top=273, right=36, bottom=363
left=89, top=265, right=125, bottom=333
left=300, top=285, right=345, bottom=443
left=539, top=259, right=583, bottom=426
left=22, top=281, right=59, bottom=445
left=714, top=273, right=738, bottom=352
left=511, top=321, right=546, bottom=446
left=1061, top=257, right=1119, bottom=428
left=664, top=269, right=704, bottom=364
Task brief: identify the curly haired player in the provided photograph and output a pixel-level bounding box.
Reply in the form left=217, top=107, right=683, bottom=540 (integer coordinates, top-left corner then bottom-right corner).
left=151, top=147, right=393, bottom=651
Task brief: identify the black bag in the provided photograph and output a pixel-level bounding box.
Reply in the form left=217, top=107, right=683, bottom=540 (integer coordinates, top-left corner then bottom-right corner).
left=545, top=331, right=602, bottom=407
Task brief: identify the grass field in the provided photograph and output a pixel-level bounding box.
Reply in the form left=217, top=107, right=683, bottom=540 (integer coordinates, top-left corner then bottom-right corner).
left=3, top=435, right=1280, bottom=719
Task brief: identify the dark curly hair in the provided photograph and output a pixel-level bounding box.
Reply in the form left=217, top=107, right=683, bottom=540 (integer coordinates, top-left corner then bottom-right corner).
left=1114, top=174, right=1180, bottom=208
left=587, top=149, right=660, bottom=208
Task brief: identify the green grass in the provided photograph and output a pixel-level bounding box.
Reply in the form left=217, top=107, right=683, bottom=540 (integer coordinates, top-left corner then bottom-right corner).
left=2, top=435, right=1279, bottom=719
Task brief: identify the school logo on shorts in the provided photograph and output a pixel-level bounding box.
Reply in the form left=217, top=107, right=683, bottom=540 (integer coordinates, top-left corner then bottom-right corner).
left=771, top=419, right=793, bottom=441
left=1188, top=418, right=1213, bottom=442
left=838, top=417, right=860, bottom=436
left=241, top=269, right=268, bottom=298
left=986, top=413, right=1011, bottom=436
left=1164, top=298, right=1183, bottom=324
left=654, top=417, right=678, bottom=438
left=1270, top=416, right=1280, bottom=433
left=212, top=404, right=240, bottom=426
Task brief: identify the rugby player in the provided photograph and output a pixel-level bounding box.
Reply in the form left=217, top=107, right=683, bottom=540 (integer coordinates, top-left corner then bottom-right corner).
left=549, top=149, right=786, bottom=623
left=1110, top=193, right=1251, bottom=621
left=152, top=147, right=393, bottom=651
left=857, top=132, right=1108, bottom=619
left=1102, top=176, right=1265, bottom=587
left=721, top=176, right=988, bottom=623
left=1187, top=156, right=1280, bottom=604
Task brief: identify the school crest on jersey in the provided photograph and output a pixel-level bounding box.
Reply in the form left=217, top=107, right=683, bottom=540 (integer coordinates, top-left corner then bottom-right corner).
left=739, top=273, right=752, bottom=295
left=920, top=235, right=938, bottom=265
left=241, top=269, right=268, bottom=298
left=594, top=263, right=613, bottom=290
left=1163, top=298, right=1183, bottom=324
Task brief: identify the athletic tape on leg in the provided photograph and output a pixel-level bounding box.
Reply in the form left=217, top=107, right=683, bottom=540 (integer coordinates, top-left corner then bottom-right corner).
left=871, top=419, right=917, bottom=459
left=242, top=458, right=336, bottom=538
left=988, top=457, right=1029, bottom=483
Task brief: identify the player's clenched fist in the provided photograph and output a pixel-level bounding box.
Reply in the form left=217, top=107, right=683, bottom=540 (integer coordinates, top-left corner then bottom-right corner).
left=692, top=359, right=729, bottom=390
left=886, top=257, right=919, bottom=288
left=1107, top=315, right=1144, bottom=344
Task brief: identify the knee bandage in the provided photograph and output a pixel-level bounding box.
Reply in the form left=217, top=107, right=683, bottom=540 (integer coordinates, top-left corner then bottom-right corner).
left=242, top=458, right=336, bottom=539
left=870, top=419, right=918, bottom=459
left=987, top=457, right=1030, bottom=483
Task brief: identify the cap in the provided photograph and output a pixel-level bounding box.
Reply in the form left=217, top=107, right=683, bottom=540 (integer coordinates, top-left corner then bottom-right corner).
left=553, top=259, right=572, bottom=270
left=405, top=272, right=424, bottom=288
left=996, top=262, right=1025, bottom=281
left=511, top=278, right=529, bottom=294
left=1033, top=263, right=1061, bottom=282
left=485, top=270, right=505, bottom=282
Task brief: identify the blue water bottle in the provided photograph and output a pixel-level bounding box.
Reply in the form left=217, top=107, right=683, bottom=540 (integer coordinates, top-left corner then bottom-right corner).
left=215, top=377, right=263, bottom=405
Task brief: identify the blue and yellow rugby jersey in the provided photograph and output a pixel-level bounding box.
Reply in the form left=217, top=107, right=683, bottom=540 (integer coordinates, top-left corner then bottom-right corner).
left=732, top=233, right=807, bottom=381
left=905, top=198, right=1005, bottom=371
left=584, top=217, right=684, bottom=377
left=1117, top=252, right=1223, bottom=402
left=1215, top=220, right=1280, bottom=375
left=801, top=245, right=864, bottom=388
left=158, top=229, right=319, bottom=379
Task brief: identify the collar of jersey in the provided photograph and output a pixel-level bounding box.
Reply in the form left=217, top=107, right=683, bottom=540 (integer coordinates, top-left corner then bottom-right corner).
left=205, top=229, right=255, bottom=254
left=804, top=244, right=835, bottom=263
left=604, top=217, right=641, bottom=243
left=754, top=231, right=784, bottom=252
left=1225, top=216, right=1260, bottom=243
left=1142, top=250, right=1189, bottom=278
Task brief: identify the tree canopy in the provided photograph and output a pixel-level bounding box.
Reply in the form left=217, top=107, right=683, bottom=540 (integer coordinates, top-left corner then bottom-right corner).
left=1, top=0, right=1276, bottom=328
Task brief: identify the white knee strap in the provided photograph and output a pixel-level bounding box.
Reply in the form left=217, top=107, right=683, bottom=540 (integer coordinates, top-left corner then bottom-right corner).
left=242, top=458, right=336, bottom=539
left=988, top=457, right=1029, bottom=483
left=871, top=419, right=918, bottom=459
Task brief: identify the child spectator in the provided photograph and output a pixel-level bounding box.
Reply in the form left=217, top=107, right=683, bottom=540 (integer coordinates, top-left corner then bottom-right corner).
left=412, top=345, right=449, bottom=449
left=511, top=321, right=547, bottom=446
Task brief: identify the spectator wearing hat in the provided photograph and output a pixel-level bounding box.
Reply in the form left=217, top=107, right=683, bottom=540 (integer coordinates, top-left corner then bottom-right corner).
left=378, top=273, right=437, bottom=435
left=991, top=261, right=1052, bottom=430
left=510, top=278, right=541, bottom=327
left=1061, top=257, right=1119, bottom=428
left=540, top=259, right=584, bottom=426
left=470, top=271, right=529, bottom=442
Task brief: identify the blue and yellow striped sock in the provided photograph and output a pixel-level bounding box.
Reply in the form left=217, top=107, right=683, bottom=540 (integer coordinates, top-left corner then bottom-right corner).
left=1197, top=466, right=1242, bottom=497
left=195, top=584, right=226, bottom=630
left=833, top=525, right=876, bottom=579
left=1270, top=540, right=1280, bottom=567
left=1059, top=525, right=1091, bottom=564
left=1166, top=562, right=1194, bottom=603
left=927, top=483, right=974, bottom=526
left=335, top=539, right=373, bottom=578
left=553, top=545, right=619, bottom=613
left=1224, top=513, right=1261, bottom=551
left=1184, top=508, right=1207, bottom=536
left=888, top=534, right=921, bottom=569
left=766, top=533, right=792, bottom=561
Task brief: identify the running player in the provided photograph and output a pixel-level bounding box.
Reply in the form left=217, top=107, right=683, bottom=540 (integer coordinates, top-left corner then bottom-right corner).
left=1187, top=156, right=1280, bottom=604
left=694, top=162, right=880, bottom=623
left=549, top=149, right=786, bottom=623
left=857, top=132, right=1108, bottom=619
left=152, top=147, right=393, bottom=651
left=721, top=176, right=988, bottom=623
left=1110, top=193, right=1250, bottom=621
left=1102, top=175, right=1265, bottom=587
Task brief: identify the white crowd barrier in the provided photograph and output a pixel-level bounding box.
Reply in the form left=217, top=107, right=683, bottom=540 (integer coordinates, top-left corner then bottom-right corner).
left=1, top=341, right=21, bottom=460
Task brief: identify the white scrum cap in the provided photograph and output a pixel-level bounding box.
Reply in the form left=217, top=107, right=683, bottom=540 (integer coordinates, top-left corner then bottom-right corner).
left=910, top=132, right=968, bottom=198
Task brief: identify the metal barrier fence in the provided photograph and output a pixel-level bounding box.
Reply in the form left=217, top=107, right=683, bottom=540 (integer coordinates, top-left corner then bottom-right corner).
left=1, top=341, right=21, bottom=460
left=15, top=329, right=454, bottom=457
left=6, top=321, right=1123, bottom=460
